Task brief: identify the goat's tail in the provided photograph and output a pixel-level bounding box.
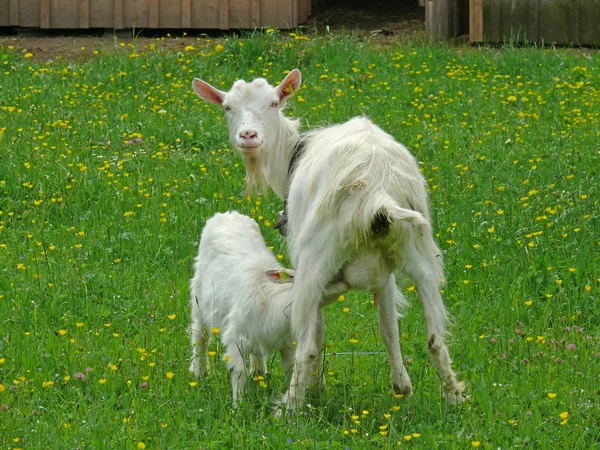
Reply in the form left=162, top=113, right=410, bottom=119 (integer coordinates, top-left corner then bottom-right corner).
left=356, top=193, right=428, bottom=236
left=358, top=194, right=444, bottom=281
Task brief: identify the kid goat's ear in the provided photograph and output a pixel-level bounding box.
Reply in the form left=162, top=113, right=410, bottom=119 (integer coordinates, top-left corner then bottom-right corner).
left=276, top=69, right=302, bottom=104
left=192, top=78, right=226, bottom=106
left=264, top=268, right=296, bottom=284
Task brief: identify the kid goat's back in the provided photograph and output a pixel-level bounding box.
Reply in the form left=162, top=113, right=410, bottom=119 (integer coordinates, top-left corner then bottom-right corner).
left=189, top=211, right=346, bottom=403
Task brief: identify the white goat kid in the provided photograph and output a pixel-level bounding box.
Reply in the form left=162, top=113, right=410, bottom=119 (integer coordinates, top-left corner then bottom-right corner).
left=192, top=70, right=465, bottom=413
left=189, top=211, right=346, bottom=403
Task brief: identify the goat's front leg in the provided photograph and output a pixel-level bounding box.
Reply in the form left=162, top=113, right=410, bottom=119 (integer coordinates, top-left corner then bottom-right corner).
left=377, top=274, right=412, bottom=397
left=308, top=309, right=327, bottom=390
left=277, top=302, right=320, bottom=416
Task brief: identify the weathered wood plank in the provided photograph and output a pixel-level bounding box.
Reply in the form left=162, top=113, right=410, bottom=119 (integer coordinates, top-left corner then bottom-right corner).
left=80, top=0, right=90, bottom=28
left=469, top=0, right=484, bottom=42
left=251, top=0, right=260, bottom=27
left=181, top=0, right=192, bottom=27
left=527, top=0, right=539, bottom=42
left=149, top=0, right=159, bottom=27
left=114, top=0, right=124, bottom=28
left=40, top=0, right=50, bottom=28
left=9, top=0, right=19, bottom=25
left=569, top=0, right=580, bottom=44
left=219, top=0, right=229, bottom=29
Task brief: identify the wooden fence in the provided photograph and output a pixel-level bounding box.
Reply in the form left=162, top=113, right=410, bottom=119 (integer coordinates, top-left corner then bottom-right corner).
left=426, top=0, right=599, bottom=45
left=0, top=0, right=311, bottom=29
left=469, top=0, right=600, bottom=45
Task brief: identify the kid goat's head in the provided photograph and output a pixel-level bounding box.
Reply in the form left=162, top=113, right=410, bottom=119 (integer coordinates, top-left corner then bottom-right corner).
left=192, top=69, right=302, bottom=194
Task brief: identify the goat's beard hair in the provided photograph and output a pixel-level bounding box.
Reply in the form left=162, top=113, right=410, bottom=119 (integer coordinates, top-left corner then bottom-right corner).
left=242, top=154, right=268, bottom=196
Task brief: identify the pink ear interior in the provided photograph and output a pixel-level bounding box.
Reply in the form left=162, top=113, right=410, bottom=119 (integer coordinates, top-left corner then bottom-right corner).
left=264, top=269, right=283, bottom=282
left=192, top=79, right=225, bottom=106
left=264, top=269, right=295, bottom=283
left=277, top=69, right=302, bottom=103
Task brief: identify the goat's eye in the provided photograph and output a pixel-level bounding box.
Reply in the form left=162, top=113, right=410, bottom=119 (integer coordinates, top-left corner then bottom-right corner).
left=224, top=106, right=231, bottom=112
left=271, top=101, right=279, bottom=108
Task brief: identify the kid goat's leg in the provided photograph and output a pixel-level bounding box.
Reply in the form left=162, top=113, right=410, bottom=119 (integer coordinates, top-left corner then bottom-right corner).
left=227, top=343, right=248, bottom=404
left=377, top=274, right=412, bottom=396
left=189, top=314, right=209, bottom=377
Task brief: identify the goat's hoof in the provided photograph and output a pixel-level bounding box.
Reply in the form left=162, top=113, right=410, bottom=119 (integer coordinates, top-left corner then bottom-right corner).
left=443, top=383, right=468, bottom=405
left=393, top=383, right=412, bottom=397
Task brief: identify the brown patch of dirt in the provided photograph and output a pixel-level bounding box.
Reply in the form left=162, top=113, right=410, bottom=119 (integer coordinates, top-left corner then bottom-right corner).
left=0, top=0, right=425, bottom=60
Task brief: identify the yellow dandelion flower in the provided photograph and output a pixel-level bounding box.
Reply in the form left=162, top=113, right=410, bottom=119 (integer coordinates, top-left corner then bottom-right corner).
left=547, top=392, right=557, bottom=399
left=98, top=378, right=107, bottom=384
left=560, top=411, right=568, bottom=420
left=471, top=442, right=481, bottom=448
left=167, top=314, right=176, bottom=320
left=138, top=443, right=146, bottom=449
left=211, top=328, right=220, bottom=334
left=166, top=372, right=175, bottom=379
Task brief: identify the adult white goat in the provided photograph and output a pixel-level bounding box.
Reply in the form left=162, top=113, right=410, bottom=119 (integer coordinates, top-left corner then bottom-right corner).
left=192, top=70, right=465, bottom=413
left=189, top=211, right=347, bottom=403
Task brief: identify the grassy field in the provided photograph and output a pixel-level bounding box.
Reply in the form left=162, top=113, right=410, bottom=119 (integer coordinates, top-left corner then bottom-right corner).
left=0, top=32, right=599, bottom=449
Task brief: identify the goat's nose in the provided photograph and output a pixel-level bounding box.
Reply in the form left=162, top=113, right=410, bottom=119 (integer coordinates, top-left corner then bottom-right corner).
left=239, top=129, right=258, bottom=140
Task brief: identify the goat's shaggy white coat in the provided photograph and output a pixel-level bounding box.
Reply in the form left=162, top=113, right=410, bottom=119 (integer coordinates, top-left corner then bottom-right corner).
left=189, top=211, right=346, bottom=403
left=193, top=70, right=465, bottom=414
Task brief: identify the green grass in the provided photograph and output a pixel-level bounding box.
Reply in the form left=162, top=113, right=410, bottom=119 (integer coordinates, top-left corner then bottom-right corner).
left=1, top=31, right=599, bottom=449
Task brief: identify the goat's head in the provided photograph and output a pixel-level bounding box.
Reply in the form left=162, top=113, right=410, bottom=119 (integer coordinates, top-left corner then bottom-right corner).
left=192, top=70, right=302, bottom=193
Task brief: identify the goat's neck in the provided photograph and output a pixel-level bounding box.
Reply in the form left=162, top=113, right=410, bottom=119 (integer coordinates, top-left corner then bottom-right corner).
left=261, top=115, right=300, bottom=199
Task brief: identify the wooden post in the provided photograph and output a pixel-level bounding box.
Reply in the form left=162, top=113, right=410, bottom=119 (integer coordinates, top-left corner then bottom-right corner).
left=469, top=0, right=483, bottom=42
left=219, top=0, right=229, bottom=29
left=426, top=0, right=454, bottom=40
left=181, top=0, right=192, bottom=27
left=40, top=0, right=50, bottom=28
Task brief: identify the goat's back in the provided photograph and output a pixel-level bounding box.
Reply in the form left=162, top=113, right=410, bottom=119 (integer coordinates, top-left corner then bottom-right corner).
left=286, top=117, right=442, bottom=283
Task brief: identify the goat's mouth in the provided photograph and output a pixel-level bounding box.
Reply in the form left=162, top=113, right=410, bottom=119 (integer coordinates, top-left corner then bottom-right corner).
left=237, top=142, right=263, bottom=154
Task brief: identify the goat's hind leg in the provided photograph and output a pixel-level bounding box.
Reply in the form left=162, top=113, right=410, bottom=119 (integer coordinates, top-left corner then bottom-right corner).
left=377, top=274, right=412, bottom=397
left=403, top=242, right=465, bottom=403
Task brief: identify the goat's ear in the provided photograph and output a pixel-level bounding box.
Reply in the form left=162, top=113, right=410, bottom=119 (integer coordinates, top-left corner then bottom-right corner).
left=276, top=69, right=302, bottom=104
left=192, top=78, right=226, bottom=106
left=264, top=268, right=296, bottom=284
